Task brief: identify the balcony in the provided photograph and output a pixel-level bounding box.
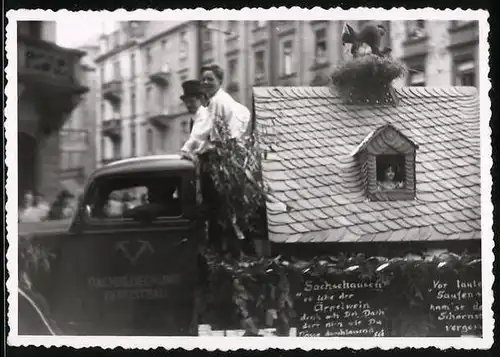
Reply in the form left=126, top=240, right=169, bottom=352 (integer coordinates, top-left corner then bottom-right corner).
left=448, top=21, right=479, bottom=49
left=102, top=80, right=122, bottom=103
left=148, top=63, right=171, bottom=86
left=402, top=35, right=429, bottom=60
left=18, top=35, right=89, bottom=135
left=251, top=23, right=269, bottom=46
left=146, top=107, right=171, bottom=128
left=18, top=35, right=88, bottom=94
left=101, top=118, right=121, bottom=139
left=59, top=167, right=84, bottom=181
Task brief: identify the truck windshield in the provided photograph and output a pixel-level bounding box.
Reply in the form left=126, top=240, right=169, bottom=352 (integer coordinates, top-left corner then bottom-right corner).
left=85, top=175, right=183, bottom=222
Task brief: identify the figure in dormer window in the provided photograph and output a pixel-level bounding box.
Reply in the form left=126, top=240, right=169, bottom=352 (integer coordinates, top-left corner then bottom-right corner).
left=377, top=164, right=405, bottom=191
left=376, top=154, right=406, bottom=191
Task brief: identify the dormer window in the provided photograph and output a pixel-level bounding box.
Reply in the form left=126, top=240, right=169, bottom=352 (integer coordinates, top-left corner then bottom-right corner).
left=351, top=124, right=418, bottom=201
left=376, top=155, right=406, bottom=191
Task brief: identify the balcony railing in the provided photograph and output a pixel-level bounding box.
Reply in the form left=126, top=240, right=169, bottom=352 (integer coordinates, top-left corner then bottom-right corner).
left=59, top=167, right=84, bottom=180
left=18, top=35, right=87, bottom=93
left=251, top=23, right=268, bottom=45
left=102, top=80, right=122, bottom=103
left=101, top=118, right=122, bottom=139
left=146, top=107, right=170, bottom=128
left=148, top=63, right=171, bottom=86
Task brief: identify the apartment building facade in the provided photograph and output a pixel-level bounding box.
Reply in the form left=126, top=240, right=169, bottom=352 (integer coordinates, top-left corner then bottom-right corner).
left=95, top=21, right=198, bottom=166
left=59, top=41, right=100, bottom=192
left=93, top=20, right=478, bottom=167
left=391, top=20, right=479, bottom=88
left=17, top=21, right=88, bottom=203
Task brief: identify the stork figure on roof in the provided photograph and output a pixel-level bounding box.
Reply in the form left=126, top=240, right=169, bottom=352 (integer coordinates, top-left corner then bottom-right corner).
left=342, top=22, right=392, bottom=58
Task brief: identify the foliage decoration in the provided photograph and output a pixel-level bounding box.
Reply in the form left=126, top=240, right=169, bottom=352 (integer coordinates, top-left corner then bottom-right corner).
left=18, top=233, right=61, bottom=334
left=205, top=115, right=270, bottom=245
left=18, top=234, right=55, bottom=291
left=203, top=250, right=481, bottom=336
left=330, top=55, right=407, bottom=104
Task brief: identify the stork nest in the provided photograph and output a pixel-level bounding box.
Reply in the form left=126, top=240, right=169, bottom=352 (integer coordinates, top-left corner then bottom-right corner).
left=331, top=55, right=407, bottom=104
left=331, top=55, right=407, bottom=87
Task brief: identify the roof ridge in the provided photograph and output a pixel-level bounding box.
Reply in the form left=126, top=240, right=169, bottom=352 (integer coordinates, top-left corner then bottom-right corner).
left=254, top=85, right=478, bottom=101
left=394, top=86, right=478, bottom=97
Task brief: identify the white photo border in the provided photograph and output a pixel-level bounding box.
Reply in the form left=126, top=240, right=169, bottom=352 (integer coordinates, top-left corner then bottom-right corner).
left=5, top=7, right=493, bottom=351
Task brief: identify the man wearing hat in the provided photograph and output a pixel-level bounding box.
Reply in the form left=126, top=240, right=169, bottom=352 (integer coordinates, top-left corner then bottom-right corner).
left=179, top=79, right=221, bottom=252
left=180, top=80, right=213, bottom=158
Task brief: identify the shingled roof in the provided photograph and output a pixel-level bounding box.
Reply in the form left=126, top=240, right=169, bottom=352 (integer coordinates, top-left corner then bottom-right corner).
left=253, top=86, right=481, bottom=243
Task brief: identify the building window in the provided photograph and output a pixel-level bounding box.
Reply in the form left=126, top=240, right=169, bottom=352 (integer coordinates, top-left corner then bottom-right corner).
left=100, top=66, right=105, bottom=84
left=376, top=155, right=406, bottom=191
left=282, top=40, right=293, bottom=76
left=406, top=20, right=426, bottom=40
left=130, top=53, right=136, bottom=77
left=314, top=28, right=328, bottom=64
left=101, top=136, right=106, bottom=162
left=254, top=50, right=265, bottom=81
left=202, top=25, right=212, bottom=50
left=130, top=124, right=136, bottom=157
left=228, top=58, right=238, bottom=84
left=179, top=32, right=188, bottom=61
left=113, top=60, right=121, bottom=80
left=100, top=102, right=105, bottom=122
left=408, top=69, right=426, bottom=86
left=112, top=141, right=121, bottom=159
left=455, top=59, right=476, bottom=86
left=113, top=103, right=121, bottom=119
left=146, top=86, right=152, bottom=114
left=158, top=90, right=165, bottom=110
left=145, top=47, right=152, bottom=73
left=130, top=92, right=136, bottom=115
left=160, top=129, right=168, bottom=152
left=146, top=128, right=154, bottom=154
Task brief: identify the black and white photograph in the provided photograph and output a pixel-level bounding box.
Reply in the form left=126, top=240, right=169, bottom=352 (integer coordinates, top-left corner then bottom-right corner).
left=5, top=8, right=492, bottom=350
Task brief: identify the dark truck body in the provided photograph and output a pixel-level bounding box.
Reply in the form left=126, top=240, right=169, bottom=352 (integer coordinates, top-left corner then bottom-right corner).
left=19, top=155, right=204, bottom=336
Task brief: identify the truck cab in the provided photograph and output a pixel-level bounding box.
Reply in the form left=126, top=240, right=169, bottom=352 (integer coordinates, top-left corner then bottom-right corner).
left=20, top=155, right=203, bottom=336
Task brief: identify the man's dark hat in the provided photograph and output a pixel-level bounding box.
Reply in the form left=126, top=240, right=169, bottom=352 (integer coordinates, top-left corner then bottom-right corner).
left=180, top=80, right=204, bottom=100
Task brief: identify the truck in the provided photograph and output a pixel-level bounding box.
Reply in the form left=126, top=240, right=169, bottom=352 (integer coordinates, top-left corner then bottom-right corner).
left=18, top=155, right=209, bottom=336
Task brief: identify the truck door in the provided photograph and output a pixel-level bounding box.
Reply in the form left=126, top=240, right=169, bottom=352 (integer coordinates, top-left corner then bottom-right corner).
left=51, top=170, right=200, bottom=336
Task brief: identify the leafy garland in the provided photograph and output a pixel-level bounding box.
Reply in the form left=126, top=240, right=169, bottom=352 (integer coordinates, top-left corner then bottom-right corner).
left=203, top=250, right=481, bottom=336
left=18, top=234, right=61, bottom=334
left=18, top=235, right=54, bottom=291
left=206, top=114, right=268, bottom=242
